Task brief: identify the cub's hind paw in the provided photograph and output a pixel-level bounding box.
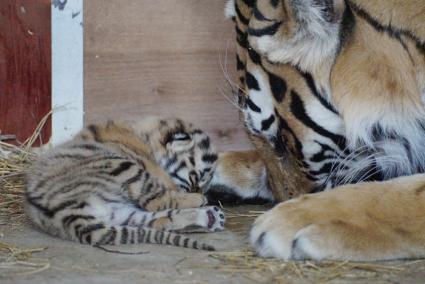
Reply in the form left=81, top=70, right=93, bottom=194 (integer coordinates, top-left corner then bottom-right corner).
left=170, top=206, right=225, bottom=233
left=206, top=206, right=225, bottom=232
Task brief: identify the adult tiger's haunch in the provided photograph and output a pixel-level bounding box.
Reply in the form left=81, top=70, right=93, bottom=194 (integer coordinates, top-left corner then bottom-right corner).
left=226, top=0, right=425, bottom=261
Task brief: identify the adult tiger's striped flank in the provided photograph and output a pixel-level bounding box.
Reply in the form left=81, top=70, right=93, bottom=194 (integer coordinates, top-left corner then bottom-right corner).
left=226, top=0, right=425, bottom=261
left=25, top=118, right=224, bottom=250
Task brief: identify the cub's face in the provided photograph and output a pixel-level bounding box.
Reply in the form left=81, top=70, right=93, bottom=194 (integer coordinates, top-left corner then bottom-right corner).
left=131, top=118, right=218, bottom=193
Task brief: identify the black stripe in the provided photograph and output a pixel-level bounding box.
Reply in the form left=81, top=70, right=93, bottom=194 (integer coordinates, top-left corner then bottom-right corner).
left=270, top=0, right=279, bottom=8
left=235, top=4, right=249, bottom=25
left=248, top=46, right=262, bottom=65
left=236, top=55, right=245, bottom=70
left=338, top=3, right=356, bottom=53
left=106, top=227, right=117, bottom=245
left=261, top=115, right=275, bottom=131
left=198, top=137, right=210, bottom=149
left=172, top=160, right=187, bottom=175
left=171, top=173, right=190, bottom=188
left=130, top=229, right=135, bottom=244
left=121, top=211, right=137, bottom=226
left=253, top=5, right=273, bottom=22
left=246, top=98, right=261, bottom=113
left=247, top=21, right=281, bottom=37
left=245, top=71, right=260, bottom=90
left=52, top=153, right=88, bottom=160
left=46, top=181, right=109, bottom=201
left=276, top=113, right=304, bottom=159
left=159, top=230, right=165, bottom=244
left=110, top=161, right=134, bottom=176
left=78, top=223, right=105, bottom=244
left=164, top=154, right=178, bottom=170
left=290, top=91, right=346, bottom=149
left=201, top=153, right=218, bottom=163
left=348, top=1, right=425, bottom=54
left=71, top=143, right=103, bottom=152
left=137, top=227, right=146, bottom=243
left=173, top=235, right=181, bottom=246
left=241, top=0, right=255, bottom=7
left=267, top=71, right=286, bottom=102
left=236, top=26, right=248, bottom=48
left=146, top=229, right=152, bottom=243
left=50, top=200, right=78, bottom=216
left=122, top=169, right=143, bottom=189
left=296, top=68, right=338, bottom=114
left=121, top=227, right=129, bottom=244
left=310, top=141, right=340, bottom=163
left=154, top=230, right=161, bottom=243
left=26, top=197, right=54, bottom=217
left=166, top=232, right=172, bottom=245
left=95, top=227, right=114, bottom=245
left=87, top=124, right=100, bottom=141
left=142, top=189, right=166, bottom=209
left=62, top=214, right=95, bottom=228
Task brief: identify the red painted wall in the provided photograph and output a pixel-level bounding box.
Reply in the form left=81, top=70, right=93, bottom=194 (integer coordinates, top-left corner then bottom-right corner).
left=0, top=0, right=51, bottom=145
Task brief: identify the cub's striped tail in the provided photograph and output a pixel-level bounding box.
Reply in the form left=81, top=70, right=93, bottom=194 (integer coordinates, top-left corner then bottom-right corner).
left=71, top=224, right=216, bottom=251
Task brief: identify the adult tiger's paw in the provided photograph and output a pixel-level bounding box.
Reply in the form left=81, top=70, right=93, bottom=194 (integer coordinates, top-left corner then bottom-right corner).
left=250, top=178, right=425, bottom=261
left=249, top=192, right=383, bottom=261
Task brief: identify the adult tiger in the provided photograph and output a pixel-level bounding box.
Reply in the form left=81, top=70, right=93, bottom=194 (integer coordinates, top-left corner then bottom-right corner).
left=224, top=0, right=425, bottom=261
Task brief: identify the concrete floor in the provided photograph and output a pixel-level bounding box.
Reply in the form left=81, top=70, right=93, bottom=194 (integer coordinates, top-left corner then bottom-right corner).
left=2, top=205, right=425, bottom=284
left=0, top=206, right=258, bottom=284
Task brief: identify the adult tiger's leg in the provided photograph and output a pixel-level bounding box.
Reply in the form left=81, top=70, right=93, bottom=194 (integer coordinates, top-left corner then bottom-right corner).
left=250, top=174, right=425, bottom=261
left=205, top=150, right=275, bottom=205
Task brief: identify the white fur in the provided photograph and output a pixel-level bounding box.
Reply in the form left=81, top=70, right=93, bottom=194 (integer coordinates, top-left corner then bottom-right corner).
left=250, top=217, right=292, bottom=259
left=224, top=0, right=236, bottom=19
left=244, top=69, right=278, bottom=139
left=250, top=0, right=340, bottom=73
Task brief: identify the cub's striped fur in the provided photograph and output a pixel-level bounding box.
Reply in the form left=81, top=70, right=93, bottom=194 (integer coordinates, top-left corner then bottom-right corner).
left=25, top=118, right=224, bottom=250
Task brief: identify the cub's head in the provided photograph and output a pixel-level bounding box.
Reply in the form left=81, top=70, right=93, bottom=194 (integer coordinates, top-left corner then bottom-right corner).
left=131, top=117, right=218, bottom=193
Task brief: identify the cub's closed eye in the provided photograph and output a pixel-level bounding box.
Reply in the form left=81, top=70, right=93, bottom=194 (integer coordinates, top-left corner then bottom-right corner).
left=173, top=132, right=191, bottom=141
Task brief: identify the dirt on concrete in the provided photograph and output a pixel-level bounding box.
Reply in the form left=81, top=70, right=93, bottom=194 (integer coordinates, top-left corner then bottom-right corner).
left=1, top=205, right=425, bottom=284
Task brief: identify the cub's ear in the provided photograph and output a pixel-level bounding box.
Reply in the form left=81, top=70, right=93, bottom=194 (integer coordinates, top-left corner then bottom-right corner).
left=165, top=132, right=194, bottom=153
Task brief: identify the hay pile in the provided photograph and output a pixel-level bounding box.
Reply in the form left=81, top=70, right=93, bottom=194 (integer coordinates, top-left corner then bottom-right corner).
left=0, top=140, right=34, bottom=225
left=0, top=112, right=49, bottom=225
left=205, top=207, right=425, bottom=283
left=0, top=116, right=50, bottom=276
left=207, top=251, right=425, bottom=283
left=0, top=241, right=49, bottom=275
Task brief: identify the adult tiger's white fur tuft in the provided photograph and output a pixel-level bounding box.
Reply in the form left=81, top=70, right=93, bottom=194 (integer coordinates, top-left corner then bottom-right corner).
left=250, top=0, right=341, bottom=73
left=224, top=0, right=236, bottom=19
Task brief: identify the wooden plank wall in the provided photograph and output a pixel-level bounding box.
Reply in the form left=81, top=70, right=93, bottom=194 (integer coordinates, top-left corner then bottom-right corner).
left=0, top=0, right=51, bottom=145
left=84, top=0, right=251, bottom=152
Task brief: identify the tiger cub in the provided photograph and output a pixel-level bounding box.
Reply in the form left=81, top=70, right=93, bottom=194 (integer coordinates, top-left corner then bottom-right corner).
left=25, top=118, right=225, bottom=251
